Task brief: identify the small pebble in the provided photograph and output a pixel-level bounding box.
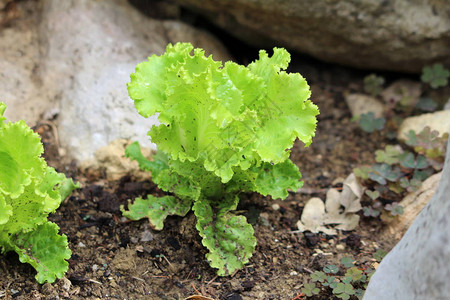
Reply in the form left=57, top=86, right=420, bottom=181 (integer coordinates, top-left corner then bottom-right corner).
left=92, top=264, right=99, bottom=271
left=271, top=203, right=280, bottom=210
left=78, top=241, right=86, bottom=248
left=290, top=271, right=298, bottom=276
left=336, top=244, right=345, bottom=250
left=61, top=277, right=72, bottom=291
left=10, top=289, right=19, bottom=295
left=259, top=212, right=270, bottom=227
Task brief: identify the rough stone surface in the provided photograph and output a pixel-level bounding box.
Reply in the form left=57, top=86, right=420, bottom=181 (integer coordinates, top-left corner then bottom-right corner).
left=0, top=1, right=50, bottom=124
left=79, top=139, right=152, bottom=181
left=382, top=172, right=442, bottom=240
left=381, top=80, right=422, bottom=107
left=345, top=94, right=384, bottom=118
left=398, top=110, right=450, bottom=141
left=174, top=0, right=450, bottom=73
left=364, top=138, right=450, bottom=300
left=41, top=0, right=231, bottom=161
left=1, top=0, right=231, bottom=161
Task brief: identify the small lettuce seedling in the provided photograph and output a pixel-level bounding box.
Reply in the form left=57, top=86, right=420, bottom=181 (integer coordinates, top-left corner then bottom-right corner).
left=0, top=102, right=79, bottom=283
left=122, top=43, right=319, bottom=275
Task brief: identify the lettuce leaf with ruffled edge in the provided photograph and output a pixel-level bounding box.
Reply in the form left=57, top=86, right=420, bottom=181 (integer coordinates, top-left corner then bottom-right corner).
left=0, top=102, right=79, bottom=283
left=125, top=43, right=319, bottom=276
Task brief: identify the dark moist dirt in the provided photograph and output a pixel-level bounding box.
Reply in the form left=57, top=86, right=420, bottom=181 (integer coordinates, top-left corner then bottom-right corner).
left=1, top=3, right=408, bottom=299
left=0, top=66, right=402, bottom=300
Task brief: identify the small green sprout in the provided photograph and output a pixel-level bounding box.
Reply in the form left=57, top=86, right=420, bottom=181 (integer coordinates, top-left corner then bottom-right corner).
left=363, top=206, right=381, bottom=218
left=368, top=163, right=402, bottom=185
left=355, top=288, right=365, bottom=299
left=322, top=276, right=338, bottom=288
left=364, top=190, right=380, bottom=201
left=421, top=63, right=450, bottom=89
left=375, top=145, right=402, bottom=165
left=323, top=264, right=340, bottom=274
left=301, top=257, right=375, bottom=299
left=340, top=256, right=355, bottom=268
left=405, top=127, right=448, bottom=164
left=363, top=74, right=385, bottom=96
left=399, top=177, right=422, bottom=192
left=358, top=112, right=386, bottom=133
left=398, top=152, right=429, bottom=169
left=333, top=282, right=356, bottom=300
left=384, top=202, right=404, bottom=216
left=301, top=282, right=321, bottom=297
left=353, top=166, right=371, bottom=180
left=373, top=249, right=387, bottom=262
left=345, top=267, right=364, bottom=282
left=311, top=270, right=327, bottom=283
left=356, top=127, right=446, bottom=219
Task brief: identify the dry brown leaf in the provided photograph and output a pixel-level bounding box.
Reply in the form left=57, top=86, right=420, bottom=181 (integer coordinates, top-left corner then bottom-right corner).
left=296, top=173, right=363, bottom=234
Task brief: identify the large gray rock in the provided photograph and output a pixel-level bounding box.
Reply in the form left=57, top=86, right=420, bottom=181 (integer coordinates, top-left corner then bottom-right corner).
left=41, top=0, right=231, bottom=161
left=174, top=0, right=450, bottom=73
left=0, top=0, right=231, bottom=161
left=364, top=137, right=450, bottom=300
left=0, top=1, right=52, bottom=125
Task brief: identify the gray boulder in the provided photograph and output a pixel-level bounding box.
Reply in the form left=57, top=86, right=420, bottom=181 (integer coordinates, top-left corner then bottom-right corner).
left=0, top=0, right=231, bottom=161
left=0, top=0, right=48, bottom=125
left=174, top=0, right=450, bottom=73
left=364, top=137, right=450, bottom=299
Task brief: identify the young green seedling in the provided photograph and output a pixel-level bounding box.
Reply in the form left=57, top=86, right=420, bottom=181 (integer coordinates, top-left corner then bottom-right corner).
left=0, top=102, right=79, bottom=283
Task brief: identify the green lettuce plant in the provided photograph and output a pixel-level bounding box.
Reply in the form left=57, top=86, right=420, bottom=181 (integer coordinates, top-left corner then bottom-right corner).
left=0, top=102, right=79, bottom=283
left=122, top=43, right=319, bottom=275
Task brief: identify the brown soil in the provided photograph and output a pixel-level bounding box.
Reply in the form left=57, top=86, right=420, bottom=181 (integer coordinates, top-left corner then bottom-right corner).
left=0, top=3, right=414, bottom=300
left=0, top=69, right=402, bottom=300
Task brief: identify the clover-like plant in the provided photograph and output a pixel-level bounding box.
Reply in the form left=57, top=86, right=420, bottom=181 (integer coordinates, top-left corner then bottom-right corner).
left=355, top=127, right=447, bottom=218
left=420, top=63, right=450, bottom=89
left=0, top=102, right=79, bottom=283
left=122, top=43, right=319, bottom=275
left=358, top=112, right=386, bottom=133
left=302, top=256, right=375, bottom=300
left=363, top=74, right=385, bottom=97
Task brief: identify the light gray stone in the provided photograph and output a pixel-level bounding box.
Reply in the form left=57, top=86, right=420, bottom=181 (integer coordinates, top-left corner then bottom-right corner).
left=174, top=0, right=450, bottom=73
left=345, top=93, right=384, bottom=118
left=381, top=80, right=422, bottom=107
left=39, top=0, right=231, bottom=161
left=0, top=1, right=53, bottom=124
left=364, top=138, right=450, bottom=300
left=1, top=0, right=231, bottom=161
left=398, top=110, right=450, bottom=141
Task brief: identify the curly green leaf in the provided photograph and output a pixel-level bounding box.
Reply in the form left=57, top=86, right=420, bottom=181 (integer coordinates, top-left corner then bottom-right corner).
left=11, top=222, right=71, bottom=284
left=121, top=195, right=192, bottom=230
left=193, top=196, right=256, bottom=276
